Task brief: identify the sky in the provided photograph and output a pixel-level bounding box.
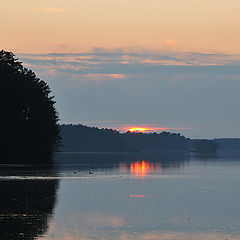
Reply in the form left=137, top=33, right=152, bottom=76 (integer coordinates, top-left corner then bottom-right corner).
left=1, top=0, right=240, bottom=138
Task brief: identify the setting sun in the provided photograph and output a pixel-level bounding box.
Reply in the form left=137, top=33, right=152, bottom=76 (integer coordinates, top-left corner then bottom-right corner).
left=128, top=128, right=150, bottom=132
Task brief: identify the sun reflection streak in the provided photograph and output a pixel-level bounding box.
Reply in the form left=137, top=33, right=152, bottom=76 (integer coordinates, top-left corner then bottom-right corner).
left=119, top=160, right=163, bottom=178
left=130, top=160, right=155, bottom=178
left=130, top=194, right=145, bottom=198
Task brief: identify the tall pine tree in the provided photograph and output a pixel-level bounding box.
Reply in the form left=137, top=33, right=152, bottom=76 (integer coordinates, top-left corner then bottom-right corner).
left=0, top=50, right=61, bottom=163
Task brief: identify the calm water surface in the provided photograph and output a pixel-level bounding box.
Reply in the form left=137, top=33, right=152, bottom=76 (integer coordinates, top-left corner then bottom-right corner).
left=1, top=152, right=240, bottom=240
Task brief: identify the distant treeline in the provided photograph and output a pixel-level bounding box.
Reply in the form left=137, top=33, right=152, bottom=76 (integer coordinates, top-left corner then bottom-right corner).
left=60, top=124, right=190, bottom=152
left=60, top=124, right=125, bottom=152
left=60, top=124, right=240, bottom=153
left=215, top=138, right=240, bottom=151
left=190, top=139, right=218, bottom=152
left=190, top=138, right=240, bottom=152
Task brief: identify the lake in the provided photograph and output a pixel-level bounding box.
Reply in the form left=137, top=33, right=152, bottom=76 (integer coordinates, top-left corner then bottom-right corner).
left=1, top=151, right=240, bottom=240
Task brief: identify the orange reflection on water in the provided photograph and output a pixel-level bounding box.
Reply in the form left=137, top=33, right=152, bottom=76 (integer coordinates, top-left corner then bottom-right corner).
left=130, top=160, right=154, bottom=178
left=130, top=194, right=145, bottom=198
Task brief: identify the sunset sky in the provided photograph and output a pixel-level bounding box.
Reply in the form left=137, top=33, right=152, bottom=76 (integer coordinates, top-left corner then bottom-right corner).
left=1, top=0, right=240, bottom=138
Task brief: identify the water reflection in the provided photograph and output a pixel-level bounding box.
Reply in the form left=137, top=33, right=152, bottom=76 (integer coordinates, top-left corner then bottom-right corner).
left=0, top=167, right=59, bottom=240
left=2, top=151, right=240, bottom=240
left=40, top=231, right=240, bottom=240
left=55, top=151, right=188, bottom=177
left=130, top=160, right=154, bottom=178
left=130, top=194, right=145, bottom=198
left=119, top=160, right=162, bottom=178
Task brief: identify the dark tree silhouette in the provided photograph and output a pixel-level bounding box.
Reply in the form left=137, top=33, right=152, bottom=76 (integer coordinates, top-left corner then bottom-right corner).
left=193, top=139, right=218, bottom=153
left=0, top=177, right=59, bottom=240
left=0, top=50, right=60, bottom=163
left=60, top=124, right=190, bottom=152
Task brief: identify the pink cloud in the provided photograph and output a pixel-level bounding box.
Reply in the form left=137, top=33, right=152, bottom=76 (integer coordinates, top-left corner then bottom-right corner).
left=53, top=42, right=67, bottom=49
left=85, top=73, right=125, bottom=80
left=164, top=39, right=178, bottom=48
left=41, top=8, right=65, bottom=13
left=47, top=68, right=57, bottom=75
left=141, top=59, right=188, bottom=66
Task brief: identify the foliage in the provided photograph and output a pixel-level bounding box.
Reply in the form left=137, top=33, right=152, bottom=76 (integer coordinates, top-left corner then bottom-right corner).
left=60, top=124, right=190, bottom=152
left=0, top=50, right=60, bottom=163
left=60, top=124, right=125, bottom=152
left=0, top=178, right=58, bottom=239
left=193, top=139, right=218, bottom=153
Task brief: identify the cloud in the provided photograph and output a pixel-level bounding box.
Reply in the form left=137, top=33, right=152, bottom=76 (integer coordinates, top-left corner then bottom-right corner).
left=81, top=120, right=119, bottom=124
left=15, top=49, right=240, bottom=138
left=17, top=50, right=240, bottom=88
left=18, top=50, right=240, bottom=72
left=53, top=43, right=67, bottom=49
left=141, top=59, right=187, bottom=66
left=164, top=39, right=178, bottom=48
left=47, top=68, right=57, bottom=75
left=85, top=73, right=126, bottom=80
left=41, top=8, right=65, bottom=13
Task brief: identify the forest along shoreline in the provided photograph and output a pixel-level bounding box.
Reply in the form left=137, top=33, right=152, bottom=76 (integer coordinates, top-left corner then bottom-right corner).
left=59, top=124, right=240, bottom=153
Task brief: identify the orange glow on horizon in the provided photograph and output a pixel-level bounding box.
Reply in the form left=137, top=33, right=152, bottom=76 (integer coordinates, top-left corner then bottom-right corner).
left=126, top=126, right=170, bottom=133
left=128, top=127, right=150, bottom=132
left=123, top=125, right=191, bottom=133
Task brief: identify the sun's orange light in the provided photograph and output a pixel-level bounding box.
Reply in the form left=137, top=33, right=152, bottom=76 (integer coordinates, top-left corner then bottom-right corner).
left=128, top=127, right=149, bottom=132
left=130, top=160, right=154, bottom=178
left=130, top=194, right=145, bottom=198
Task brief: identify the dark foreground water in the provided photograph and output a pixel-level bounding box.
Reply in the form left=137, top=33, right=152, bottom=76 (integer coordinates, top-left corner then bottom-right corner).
left=1, top=151, right=240, bottom=240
